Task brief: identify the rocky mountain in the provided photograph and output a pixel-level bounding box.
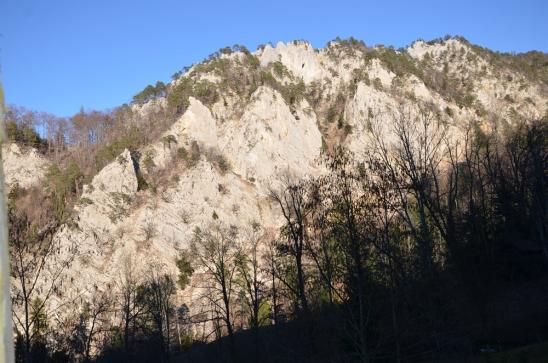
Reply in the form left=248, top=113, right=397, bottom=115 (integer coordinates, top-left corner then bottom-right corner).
left=5, top=36, right=548, bottom=348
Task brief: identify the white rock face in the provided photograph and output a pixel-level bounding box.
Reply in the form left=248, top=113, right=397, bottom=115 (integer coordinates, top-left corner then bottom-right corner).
left=178, top=97, right=219, bottom=148
left=131, top=97, right=167, bottom=118
left=344, top=81, right=401, bottom=155
left=221, top=86, right=323, bottom=191
left=2, top=143, right=49, bottom=190
left=407, top=38, right=547, bottom=120
left=43, top=152, right=282, bottom=323
left=76, top=149, right=138, bottom=233
left=258, top=41, right=366, bottom=87
left=143, top=97, right=219, bottom=171
left=10, top=37, right=547, bottom=340
left=142, top=88, right=323, bottom=192
left=407, top=39, right=470, bottom=62
left=259, top=41, right=324, bottom=83
left=366, top=58, right=396, bottom=88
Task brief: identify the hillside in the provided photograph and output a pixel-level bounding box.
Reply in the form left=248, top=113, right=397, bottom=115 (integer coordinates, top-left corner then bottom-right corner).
left=5, top=36, right=548, bottom=362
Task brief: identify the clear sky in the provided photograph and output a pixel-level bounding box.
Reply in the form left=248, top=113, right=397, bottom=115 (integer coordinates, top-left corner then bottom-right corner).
left=1, top=0, right=547, bottom=117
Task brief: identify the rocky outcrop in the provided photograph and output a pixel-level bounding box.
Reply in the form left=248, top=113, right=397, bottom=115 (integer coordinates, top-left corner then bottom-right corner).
left=259, top=41, right=325, bottom=84
left=76, top=148, right=139, bottom=232
left=408, top=39, right=547, bottom=120
left=141, top=97, right=219, bottom=171
left=2, top=143, right=48, bottom=190
left=221, top=86, right=323, bottom=191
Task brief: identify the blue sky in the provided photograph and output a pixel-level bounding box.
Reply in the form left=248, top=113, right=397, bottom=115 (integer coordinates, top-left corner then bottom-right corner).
left=1, top=0, right=547, bottom=117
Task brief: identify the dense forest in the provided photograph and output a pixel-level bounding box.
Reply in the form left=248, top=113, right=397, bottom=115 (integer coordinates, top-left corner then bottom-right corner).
left=4, top=37, right=548, bottom=363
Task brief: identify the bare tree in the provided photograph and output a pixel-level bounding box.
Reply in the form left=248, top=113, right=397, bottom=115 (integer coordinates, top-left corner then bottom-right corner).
left=138, top=264, right=177, bottom=361
left=306, top=179, right=344, bottom=306
left=317, top=148, right=375, bottom=363
left=269, top=174, right=310, bottom=314
left=9, top=199, right=75, bottom=362
left=235, top=222, right=266, bottom=330
left=262, top=238, right=281, bottom=326
left=368, top=107, right=448, bottom=277
left=116, top=254, right=146, bottom=359
left=190, top=223, right=239, bottom=361
left=365, top=148, right=408, bottom=363
left=234, top=221, right=267, bottom=358
left=69, top=291, right=112, bottom=362
left=525, top=121, right=548, bottom=263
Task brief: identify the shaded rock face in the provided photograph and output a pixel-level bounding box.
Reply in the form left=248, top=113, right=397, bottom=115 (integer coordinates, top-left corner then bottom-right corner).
left=7, top=38, right=547, bottom=335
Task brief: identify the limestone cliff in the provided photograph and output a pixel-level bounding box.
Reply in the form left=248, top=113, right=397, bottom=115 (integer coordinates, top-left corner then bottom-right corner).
left=6, top=36, right=547, bottom=336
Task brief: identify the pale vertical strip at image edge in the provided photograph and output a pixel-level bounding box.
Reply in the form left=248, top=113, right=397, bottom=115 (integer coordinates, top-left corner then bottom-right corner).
left=0, top=84, right=14, bottom=362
